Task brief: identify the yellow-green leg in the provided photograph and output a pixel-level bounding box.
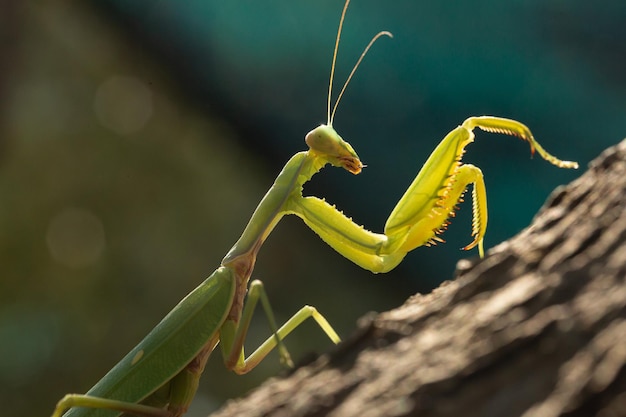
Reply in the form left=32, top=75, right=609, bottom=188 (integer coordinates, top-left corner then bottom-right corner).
left=52, top=394, right=170, bottom=417
left=220, top=279, right=340, bottom=374
left=287, top=116, right=576, bottom=271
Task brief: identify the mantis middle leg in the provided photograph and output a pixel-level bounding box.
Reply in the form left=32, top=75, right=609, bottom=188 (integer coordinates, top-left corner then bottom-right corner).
left=156, top=279, right=340, bottom=417
left=219, top=279, right=341, bottom=374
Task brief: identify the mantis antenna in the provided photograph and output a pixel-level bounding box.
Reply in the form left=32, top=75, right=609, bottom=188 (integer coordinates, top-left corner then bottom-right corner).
left=327, top=0, right=393, bottom=126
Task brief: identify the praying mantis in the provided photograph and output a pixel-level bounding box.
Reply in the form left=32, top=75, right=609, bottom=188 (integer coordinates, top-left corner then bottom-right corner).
left=51, top=1, right=579, bottom=416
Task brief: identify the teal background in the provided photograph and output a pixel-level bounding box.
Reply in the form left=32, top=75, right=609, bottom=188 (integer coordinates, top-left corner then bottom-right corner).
left=98, top=0, right=622, bottom=278
left=0, top=1, right=623, bottom=416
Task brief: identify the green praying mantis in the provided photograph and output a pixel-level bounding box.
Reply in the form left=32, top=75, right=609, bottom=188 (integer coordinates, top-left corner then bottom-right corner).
left=51, top=1, right=579, bottom=416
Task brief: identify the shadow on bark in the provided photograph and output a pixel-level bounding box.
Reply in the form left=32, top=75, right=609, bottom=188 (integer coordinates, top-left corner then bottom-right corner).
left=211, top=139, right=626, bottom=417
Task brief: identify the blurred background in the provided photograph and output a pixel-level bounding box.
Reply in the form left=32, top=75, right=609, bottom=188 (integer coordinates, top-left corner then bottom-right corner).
left=1, top=1, right=623, bottom=416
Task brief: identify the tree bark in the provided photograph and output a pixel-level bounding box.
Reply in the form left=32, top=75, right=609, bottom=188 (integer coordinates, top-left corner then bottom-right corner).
left=211, top=140, right=626, bottom=417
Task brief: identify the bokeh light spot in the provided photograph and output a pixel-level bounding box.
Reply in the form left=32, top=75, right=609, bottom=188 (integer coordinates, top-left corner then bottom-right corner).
left=94, top=75, right=153, bottom=135
left=46, top=207, right=106, bottom=269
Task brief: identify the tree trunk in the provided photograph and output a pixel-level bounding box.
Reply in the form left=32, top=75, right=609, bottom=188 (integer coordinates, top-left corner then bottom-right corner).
left=211, top=139, right=626, bottom=417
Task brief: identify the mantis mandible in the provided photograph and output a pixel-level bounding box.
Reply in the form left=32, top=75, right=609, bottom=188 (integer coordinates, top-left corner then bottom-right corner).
left=52, top=1, right=578, bottom=416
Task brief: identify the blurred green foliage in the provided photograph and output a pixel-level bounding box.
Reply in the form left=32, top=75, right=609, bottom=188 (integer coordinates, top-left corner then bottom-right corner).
left=0, top=1, right=623, bottom=417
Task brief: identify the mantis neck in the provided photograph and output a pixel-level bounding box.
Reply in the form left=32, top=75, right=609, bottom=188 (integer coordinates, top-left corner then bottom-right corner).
left=221, top=151, right=327, bottom=275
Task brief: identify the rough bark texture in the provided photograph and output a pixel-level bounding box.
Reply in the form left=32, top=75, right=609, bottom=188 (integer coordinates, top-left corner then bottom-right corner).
left=211, top=140, right=626, bottom=417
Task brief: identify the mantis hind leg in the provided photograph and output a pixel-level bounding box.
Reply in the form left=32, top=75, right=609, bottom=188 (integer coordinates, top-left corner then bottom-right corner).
left=219, top=279, right=340, bottom=375
left=51, top=393, right=171, bottom=417
left=51, top=371, right=203, bottom=417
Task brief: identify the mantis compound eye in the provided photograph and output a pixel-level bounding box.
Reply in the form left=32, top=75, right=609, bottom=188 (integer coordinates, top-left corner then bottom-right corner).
left=305, top=124, right=363, bottom=174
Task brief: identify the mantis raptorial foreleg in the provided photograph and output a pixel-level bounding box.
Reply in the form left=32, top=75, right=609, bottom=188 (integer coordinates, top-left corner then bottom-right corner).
left=51, top=1, right=578, bottom=416
left=291, top=116, right=577, bottom=271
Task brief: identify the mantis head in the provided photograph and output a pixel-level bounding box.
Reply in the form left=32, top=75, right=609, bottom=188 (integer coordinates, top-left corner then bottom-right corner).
left=305, top=124, right=363, bottom=175
left=304, top=0, right=389, bottom=177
